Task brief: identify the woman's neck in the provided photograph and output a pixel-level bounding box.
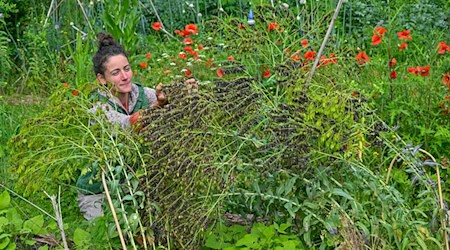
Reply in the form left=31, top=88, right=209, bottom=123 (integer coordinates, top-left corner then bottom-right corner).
left=117, top=92, right=130, bottom=112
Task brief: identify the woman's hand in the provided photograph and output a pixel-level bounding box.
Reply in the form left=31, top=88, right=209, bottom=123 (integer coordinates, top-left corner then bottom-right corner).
left=151, top=83, right=168, bottom=108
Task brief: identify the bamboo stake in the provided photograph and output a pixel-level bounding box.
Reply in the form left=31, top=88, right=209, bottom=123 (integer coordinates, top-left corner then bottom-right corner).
left=386, top=149, right=449, bottom=250
left=43, top=0, right=56, bottom=27
left=102, top=171, right=128, bottom=250
left=305, top=0, right=345, bottom=89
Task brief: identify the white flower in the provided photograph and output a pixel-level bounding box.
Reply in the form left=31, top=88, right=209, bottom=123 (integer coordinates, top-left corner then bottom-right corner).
left=169, top=62, right=176, bottom=66
left=189, top=3, right=194, bottom=8
left=89, top=1, right=94, bottom=5
left=70, top=22, right=74, bottom=26
left=281, top=3, right=289, bottom=8
left=219, top=7, right=224, bottom=12
left=299, top=0, right=306, bottom=4
left=162, top=53, right=169, bottom=58
left=156, top=58, right=161, bottom=62
left=186, top=62, right=192, bottom=66
left=0, top=13, right=3, bottom=18
left=296, top=15, right=301, bottom=21
left=207, top=37, right=213, bottom=40
left=197, top=13, right=202, bottom=18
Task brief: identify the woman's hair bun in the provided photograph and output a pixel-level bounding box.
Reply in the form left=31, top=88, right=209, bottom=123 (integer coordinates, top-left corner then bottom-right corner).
left=97, top=32, right=116, bottom=48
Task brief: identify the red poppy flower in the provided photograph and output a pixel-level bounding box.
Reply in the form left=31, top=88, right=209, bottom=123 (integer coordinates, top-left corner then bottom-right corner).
left=216, top=68, right=224, bottom=78
left=183, top=38, right=193, bottom=45
left=197, top=44, right=204, bottom=50
left=390, top=70, right=397, bottom=79
left=63, top=82, right=69, bottom=88
left=139, top=62, right=148, bottom=69
left=72, top=89, right=79, bottom=97
left=238, top=24, right=246, bottom=29
left=399, top=43, right=408, bottom=52
left=268, top=22, right=279, bottom=31
left=408, top=67, right=418, bottom=75
left=180, top=29, right=191, bottom=37
left=301, top=39, right=308, bottom=48
left=184, top=69, right=192, bottom=77
left=290, top=51, right=302, bottom=61
left=185, top=24, right=198, bottom=35
left=152, top=22, right=162, bottom=31
left=228, top=56, right=234, bottom=61
left=178, top=52, right=187, bottom=59
left=145, top=53, right=151, bottom=60
left=436, top=42, right=450, bottom=54
left=442, top=73, right=450, bottom=86
left=262, top=66, right=271, bottom=78
left=418, top=65, right=430, bottom=77
left=389, top=58, right=397, bottom=68
left=438, top=102, right=445, bottom=108
left=442, top=109, right=449, bottom=115
left=205, top=58, right=214, bottom=68
left=351, top=91, right=360, bottom=97
left=371, top=27, right=387, bottom=46
left=304, top=51, right=316, bottom=60
left=330, top=53, right=337, bottom=64
left=356, top=51, right=370, bottom=65
left=174, top=30, right=181, bottom=35
left=183, top=46, right=193, bottom=53
left=318, top=56, right=331, bottom=68
left=446, top=96, right=450, bottom=101
left=397, top=30, right=412, bottom=41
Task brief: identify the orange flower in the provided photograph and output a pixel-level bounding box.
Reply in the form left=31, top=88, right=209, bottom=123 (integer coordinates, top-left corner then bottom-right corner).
left=63, top=82, right=69, bottom=88
left=397, top=30, right=412, bottom=41
left=228, top=56, right=234, bottom=61
left=371, top=26, right=387, bottom=46
left=389, top=58, right=397, bottom=68
left=139, top=62, right=148, bottom=69
left=184, top=69, right=192, bottom=77
left=72, top=89, right=79, bottom=97
left=399, top=43, right=408, bottom=52
left=145, top=53, right=151, bottom=60
left=442, top=73, right=450, bottom=87
left=390, top=70, right=397, bottom=79
left=216, top=68, right=224, bottom=78
left=183, top=38, right=193, bottom=44
left=436, top=42, right=450, bottom=54
left=301, top=39, right=308, bottom=48
left=152, top=22, right=162, bottom=31
left=418, top=65, right=430, bottom=77
left=304, top=51, right=316, bottom=60
left=356, top=51, right=370, bottom=65
left=268, top=22, right=279, bottom=31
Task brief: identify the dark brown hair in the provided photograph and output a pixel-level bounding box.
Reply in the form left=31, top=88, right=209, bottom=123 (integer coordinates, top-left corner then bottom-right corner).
left=92, top=32, right=128, bottom=75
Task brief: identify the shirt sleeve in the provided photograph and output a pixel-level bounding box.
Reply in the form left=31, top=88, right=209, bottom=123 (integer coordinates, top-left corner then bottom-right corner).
left=144, top=87, right=157, bottom=106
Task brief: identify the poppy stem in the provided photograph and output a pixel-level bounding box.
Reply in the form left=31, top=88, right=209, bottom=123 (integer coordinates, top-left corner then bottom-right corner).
left=305, top=0, right=345, bottom=90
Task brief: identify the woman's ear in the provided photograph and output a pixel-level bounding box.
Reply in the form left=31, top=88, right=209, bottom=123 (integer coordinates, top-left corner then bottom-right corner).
left=96, top=73, right=107, bottom=85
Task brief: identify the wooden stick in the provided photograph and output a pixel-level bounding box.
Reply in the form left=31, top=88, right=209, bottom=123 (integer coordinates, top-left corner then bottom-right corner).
left=75, top=0, right=94, bottom=33
left=43, top=190, right=69, bottom=250
left=43, top=0, right=56, bottom=27
left=305, top=0, right=345, bottom=89
left=102, top=171, right=128, bottom=250
left=386, top=149, right=449, bottom=250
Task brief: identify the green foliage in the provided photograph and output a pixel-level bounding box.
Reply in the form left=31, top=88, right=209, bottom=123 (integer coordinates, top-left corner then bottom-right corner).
left=204, top=222, right=303, bottom=250
left=0, top=190, right=56, bottom=249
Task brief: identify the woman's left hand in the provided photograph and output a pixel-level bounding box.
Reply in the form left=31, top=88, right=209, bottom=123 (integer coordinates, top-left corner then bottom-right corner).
left=151, top=83, right=168, bottom=108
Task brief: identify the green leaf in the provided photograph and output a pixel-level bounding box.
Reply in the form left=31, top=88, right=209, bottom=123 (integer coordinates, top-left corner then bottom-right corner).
left=37, top=245, right=49, bottom=250
left=0, top=217, right=9, bottom=232
left=281, top=240, right=297, bottom=250
left=303, top=214, right=312, bottom=232
left=73, top=228, right=91, bottom=247
left=235, top=234, right=258, bottom=247
left=205, top=235, right=221, bottom=249
left=22, top=215, right=44, bottom=234
left=0, top=192, right=10, bottom=210
left=0, top=234, right=11, bottom=249
left=331, top=188, right=353, bottom=200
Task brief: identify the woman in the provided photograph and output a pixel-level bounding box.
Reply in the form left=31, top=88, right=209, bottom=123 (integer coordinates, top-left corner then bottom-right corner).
left=76, top=32, right=166, bottom=220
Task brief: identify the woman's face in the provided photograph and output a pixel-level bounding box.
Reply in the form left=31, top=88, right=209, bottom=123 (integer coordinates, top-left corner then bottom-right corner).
left=97, top=54, right=133, bottom=94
